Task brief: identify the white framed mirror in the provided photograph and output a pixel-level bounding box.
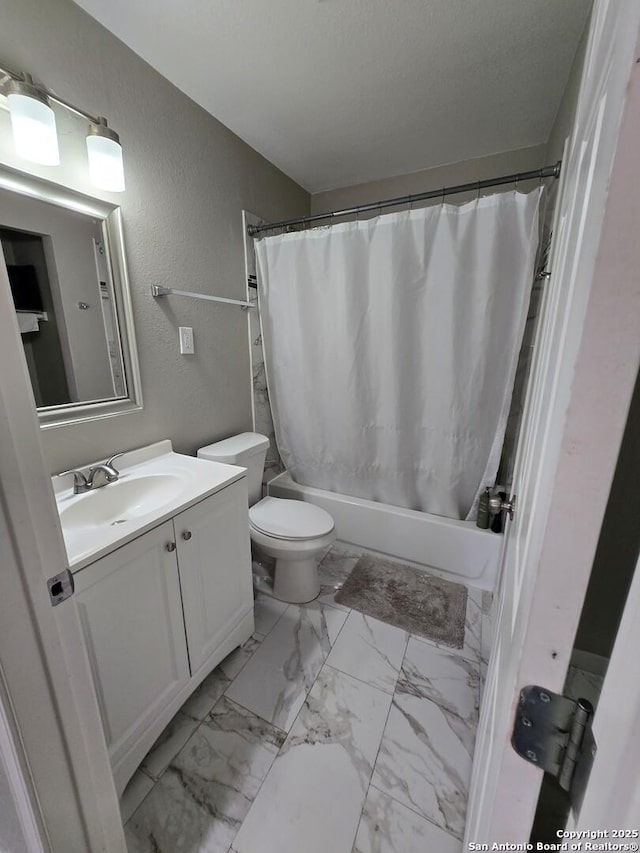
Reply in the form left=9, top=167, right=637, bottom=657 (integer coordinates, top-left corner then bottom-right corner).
left=0, top=165, right=142, bottom=428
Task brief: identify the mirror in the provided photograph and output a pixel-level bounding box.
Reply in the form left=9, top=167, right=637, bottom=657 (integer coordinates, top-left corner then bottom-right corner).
left=0, top=166, right=142, bottom=427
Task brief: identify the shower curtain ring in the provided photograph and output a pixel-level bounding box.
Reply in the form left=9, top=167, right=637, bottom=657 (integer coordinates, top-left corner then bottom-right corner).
left=475, top=181, right=481, bottom=202
left=514, top=174, right=520, bottom=194
left=440, top=187, right=445, bottom=207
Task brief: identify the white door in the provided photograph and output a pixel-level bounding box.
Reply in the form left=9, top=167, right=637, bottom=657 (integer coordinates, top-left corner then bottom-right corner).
left=74, top=521, right=190, bottom=781
left=175, top=481, right=254, bottom=675
left=466, top=1, right=640, bottom=842
left=0, top=233, right=127, bottom=849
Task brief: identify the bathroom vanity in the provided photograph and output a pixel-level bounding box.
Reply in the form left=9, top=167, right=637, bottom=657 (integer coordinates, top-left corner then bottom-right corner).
left=54, top=441, right=254, bottom=795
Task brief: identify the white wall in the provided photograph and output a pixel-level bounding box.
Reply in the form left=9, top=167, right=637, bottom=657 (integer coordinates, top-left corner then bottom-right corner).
left=0, top=0, right=309, bottom=473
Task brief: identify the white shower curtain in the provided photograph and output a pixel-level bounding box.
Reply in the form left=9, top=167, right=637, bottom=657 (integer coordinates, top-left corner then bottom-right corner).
left=256, top=190, right=541, bottom=520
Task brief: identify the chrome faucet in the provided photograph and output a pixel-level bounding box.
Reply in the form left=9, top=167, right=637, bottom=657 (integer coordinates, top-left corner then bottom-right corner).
left=58, top=453, right=125, bottom=494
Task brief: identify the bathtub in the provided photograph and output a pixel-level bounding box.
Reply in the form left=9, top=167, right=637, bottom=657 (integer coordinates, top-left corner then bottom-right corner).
left=267, top=471, right=502, bottom=591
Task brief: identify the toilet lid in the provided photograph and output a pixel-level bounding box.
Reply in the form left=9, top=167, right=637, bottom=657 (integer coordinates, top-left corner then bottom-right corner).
left=249, top=497, right=334, bottom=541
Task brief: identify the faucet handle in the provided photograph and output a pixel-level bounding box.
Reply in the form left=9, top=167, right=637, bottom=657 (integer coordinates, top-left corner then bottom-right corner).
left=58, top=468, right=86, bottom=482
left=57, top=469, right=89, bottom=493
left=104, top=452, right=126, bottom=473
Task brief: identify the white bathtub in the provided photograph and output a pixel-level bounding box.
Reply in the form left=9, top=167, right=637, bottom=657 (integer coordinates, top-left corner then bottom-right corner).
left=267, top=471, right=502, bottom=591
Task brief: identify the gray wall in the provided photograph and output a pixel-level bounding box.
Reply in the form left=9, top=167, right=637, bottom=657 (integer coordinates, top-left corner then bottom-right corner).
left=545, top=19, right=590, bottom=163
left=0, top=0, right=309, bottom=474
left=310, top=145, right=548, bottom=214
left=0, top=191, right=114, bottom=403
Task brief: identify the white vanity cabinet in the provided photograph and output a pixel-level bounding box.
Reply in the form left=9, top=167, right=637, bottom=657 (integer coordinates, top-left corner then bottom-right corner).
left=74, top=520, right=191, bottom=777
left=73, top=477, right=254, bottom=795
left=175, top=480, right=253, bottom=676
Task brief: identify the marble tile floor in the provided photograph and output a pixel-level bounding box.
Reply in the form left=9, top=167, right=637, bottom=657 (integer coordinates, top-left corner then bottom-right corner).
left=122, top=543, right=488, bottom=853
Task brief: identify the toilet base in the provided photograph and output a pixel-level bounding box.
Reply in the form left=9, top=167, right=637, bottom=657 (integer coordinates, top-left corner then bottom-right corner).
left=273, top=557, right=321, bottom=604
left=249, top=524, right=335, bottom=605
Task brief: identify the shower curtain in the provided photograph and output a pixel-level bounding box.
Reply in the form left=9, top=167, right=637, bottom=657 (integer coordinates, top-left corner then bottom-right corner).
left=256, top=189, right=541, bottom=520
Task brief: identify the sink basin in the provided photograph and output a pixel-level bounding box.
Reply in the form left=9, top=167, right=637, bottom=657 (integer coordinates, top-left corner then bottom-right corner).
left=60, top=473, right=185, bottom=531
left=54, top=441, right=247, bottom=570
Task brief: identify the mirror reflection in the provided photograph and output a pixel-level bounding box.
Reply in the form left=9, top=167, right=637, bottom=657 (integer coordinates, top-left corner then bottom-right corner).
left=0, top=186, right=128, bottom=411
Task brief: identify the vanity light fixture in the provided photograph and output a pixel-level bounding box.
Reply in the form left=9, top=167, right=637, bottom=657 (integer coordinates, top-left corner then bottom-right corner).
left=5, top=74, right=60, bottom=166
left=86, top=118, right=125, bottom=192
left=1, top=65, right=125, bottom=192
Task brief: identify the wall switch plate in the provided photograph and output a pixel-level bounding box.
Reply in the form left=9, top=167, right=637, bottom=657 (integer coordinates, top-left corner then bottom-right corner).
left=179, top=326, right=194, bottom=355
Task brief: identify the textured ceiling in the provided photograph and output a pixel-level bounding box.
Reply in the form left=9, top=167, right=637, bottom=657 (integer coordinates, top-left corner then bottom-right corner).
left=72, top=0, right=590, bottom=192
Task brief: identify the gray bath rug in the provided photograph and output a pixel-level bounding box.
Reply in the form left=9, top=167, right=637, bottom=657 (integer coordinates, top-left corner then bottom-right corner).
left=334, top=556, right=468, bottom=649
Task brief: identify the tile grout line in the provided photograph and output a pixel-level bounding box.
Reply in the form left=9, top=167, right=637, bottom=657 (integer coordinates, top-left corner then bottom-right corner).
left=214, top=693, right=288, bottom=737
left=238, top=581, right=473, bottom=847
left=371, top=612, right=479, bottom=845
left=244, top=617, right=402, bottom=853
left=128, top=629, right=266, bottom=822
left=214, top=702, right=282, bottom=851
left=367, top=781, right=463, bottom=845
left=223, top=600, right=351, bottom=732
left=226, top=600, right=354, bottom=850
left=253, top=593, right=289, bottom=638
left=346, top=629, right=411, bottom=853
left=225, top=633, right=265, bottom=682
left=122, top=768, right=157, bottom=828
left=323, top=659, right=398, bottom=697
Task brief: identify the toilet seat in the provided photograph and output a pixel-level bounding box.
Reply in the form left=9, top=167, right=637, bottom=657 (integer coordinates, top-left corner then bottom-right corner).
left=249, top=497, right=334, bottom=541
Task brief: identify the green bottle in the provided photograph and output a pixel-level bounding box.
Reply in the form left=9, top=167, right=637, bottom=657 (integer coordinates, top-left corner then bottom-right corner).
left=476, top=488, right=491, bottom=529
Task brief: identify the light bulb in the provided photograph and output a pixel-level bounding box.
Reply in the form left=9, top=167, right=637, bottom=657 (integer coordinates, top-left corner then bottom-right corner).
left=86, top=119, right=125, bottom=192
left=6, top=78, right=60, bottom=166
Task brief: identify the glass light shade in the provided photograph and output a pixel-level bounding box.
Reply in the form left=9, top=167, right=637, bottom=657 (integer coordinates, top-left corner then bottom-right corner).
left=7, top=92, right=60, bottom=165
left=86, top=133, right=125, bottom=192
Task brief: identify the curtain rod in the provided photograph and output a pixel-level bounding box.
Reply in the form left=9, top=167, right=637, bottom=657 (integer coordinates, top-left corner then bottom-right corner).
left=247, top=161, right=562, bottom=237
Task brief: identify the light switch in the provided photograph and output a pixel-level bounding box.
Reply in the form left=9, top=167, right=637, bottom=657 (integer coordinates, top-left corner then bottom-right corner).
left=179, top=326, right=194, bottom=355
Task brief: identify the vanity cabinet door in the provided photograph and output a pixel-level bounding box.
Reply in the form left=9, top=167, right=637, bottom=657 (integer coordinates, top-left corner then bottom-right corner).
left=74, top=521, right=190, bottom=769
left=175, top=479, right=254, bottom=675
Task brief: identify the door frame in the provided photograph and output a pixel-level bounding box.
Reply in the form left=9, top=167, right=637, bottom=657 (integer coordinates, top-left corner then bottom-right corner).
left=573, top=546, right=640, bottom=829
left=0, top=260, right=126, bottom=850
left=466, top=4, right=640, bottom=840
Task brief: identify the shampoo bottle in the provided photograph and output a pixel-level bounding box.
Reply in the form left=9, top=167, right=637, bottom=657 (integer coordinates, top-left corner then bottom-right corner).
left=476, top=487, right=491, bottom=529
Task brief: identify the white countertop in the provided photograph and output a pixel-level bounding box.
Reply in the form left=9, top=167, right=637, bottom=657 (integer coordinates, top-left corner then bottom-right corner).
left=54, top=440, right=246, bottom=573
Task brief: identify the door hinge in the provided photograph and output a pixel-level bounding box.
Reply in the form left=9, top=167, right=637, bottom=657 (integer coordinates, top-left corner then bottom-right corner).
left=489, top=492, right=516, bottom=520
left=512, top=685, right=596, bottom=816
left=47, top=569, right=75, bottom=606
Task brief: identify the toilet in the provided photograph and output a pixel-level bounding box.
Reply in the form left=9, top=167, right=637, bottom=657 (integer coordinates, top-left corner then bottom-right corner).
left=197, top=433, right=335, bottom=603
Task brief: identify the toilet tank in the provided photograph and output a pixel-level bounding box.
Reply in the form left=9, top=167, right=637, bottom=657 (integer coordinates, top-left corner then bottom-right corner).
left=197, top=432, right=270, bottom=506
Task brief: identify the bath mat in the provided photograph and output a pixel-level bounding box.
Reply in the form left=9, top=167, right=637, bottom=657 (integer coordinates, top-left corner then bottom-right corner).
left=334, top=556, right=467, bottom=648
